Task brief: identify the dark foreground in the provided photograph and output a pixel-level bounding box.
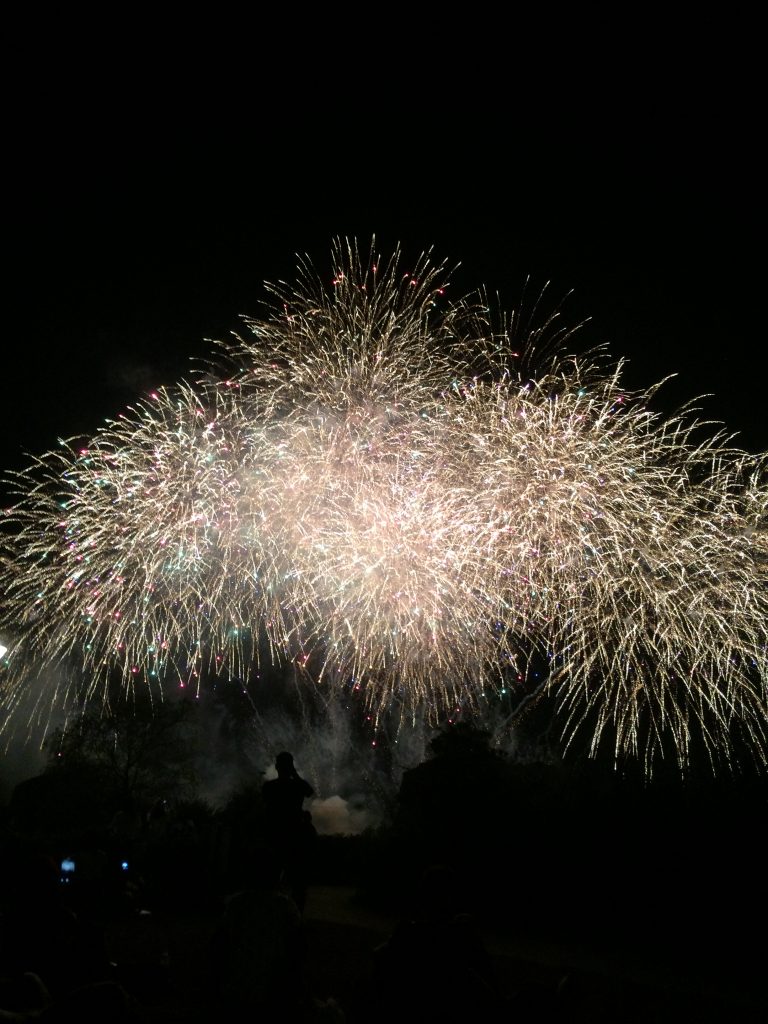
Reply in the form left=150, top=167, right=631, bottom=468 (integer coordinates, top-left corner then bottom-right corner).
left=4, top=739, right=767, bottom=1021
left=98, top=884, right=765, bottom=1023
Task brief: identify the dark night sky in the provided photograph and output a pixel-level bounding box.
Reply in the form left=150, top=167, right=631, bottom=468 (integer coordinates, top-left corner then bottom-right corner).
left=2, top=6, right=765, bottom=476
left=3, top=119, right=764, bottom=482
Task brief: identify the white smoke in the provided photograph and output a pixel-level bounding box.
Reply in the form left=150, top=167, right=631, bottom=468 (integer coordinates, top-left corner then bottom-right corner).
left=310, top=794, right=379, bottom=835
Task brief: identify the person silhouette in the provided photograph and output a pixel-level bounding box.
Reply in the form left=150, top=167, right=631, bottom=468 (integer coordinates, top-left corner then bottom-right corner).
left=210, top=845, right=304, bottom=1015
left=262, top=752, right=316, bottom=912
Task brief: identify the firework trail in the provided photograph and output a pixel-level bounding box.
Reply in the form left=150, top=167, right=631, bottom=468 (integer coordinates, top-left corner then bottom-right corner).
left=1, top=240, right=766, bottom=771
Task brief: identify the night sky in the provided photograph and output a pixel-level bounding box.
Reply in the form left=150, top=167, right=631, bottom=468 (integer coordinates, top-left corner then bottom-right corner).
left=2, top=114, right=765, bottom=478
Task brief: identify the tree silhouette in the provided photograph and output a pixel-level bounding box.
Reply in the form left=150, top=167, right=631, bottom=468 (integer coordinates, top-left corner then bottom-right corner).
left=44, top=690, right=198, bottom=813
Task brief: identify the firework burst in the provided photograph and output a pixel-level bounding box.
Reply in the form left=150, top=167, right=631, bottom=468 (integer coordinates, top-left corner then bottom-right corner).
left=1, top=240, right=767, bottom=771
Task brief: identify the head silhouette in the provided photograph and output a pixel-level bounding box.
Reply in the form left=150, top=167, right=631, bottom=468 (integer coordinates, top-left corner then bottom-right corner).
left=275, top=751, right=295, bottom=778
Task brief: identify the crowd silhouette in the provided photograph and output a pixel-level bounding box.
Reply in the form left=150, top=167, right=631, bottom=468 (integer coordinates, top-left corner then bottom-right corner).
left=2, top=734, right=766, bottom=1023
